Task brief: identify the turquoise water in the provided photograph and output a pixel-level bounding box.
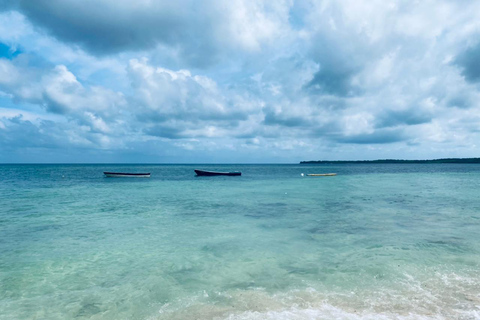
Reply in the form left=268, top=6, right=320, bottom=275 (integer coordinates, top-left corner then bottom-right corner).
left=1, top=164, right=480, bottom=319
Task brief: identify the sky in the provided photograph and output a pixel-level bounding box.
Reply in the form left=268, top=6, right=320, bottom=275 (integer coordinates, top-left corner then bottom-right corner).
left=1, top=0, right=480, bottom=163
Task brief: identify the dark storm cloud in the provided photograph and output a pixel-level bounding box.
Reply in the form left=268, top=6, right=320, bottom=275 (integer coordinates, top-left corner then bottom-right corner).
left=144, top=125, right=186, bottom=140
left=42, top=91, right=75, bottom=115
left=6, top=0, right=220, bottom=66
left=263, top=108, right=311, bottom=127
left=375, top=109, right=433, bottom=128
left=454, top=41, right=480, bottom=83
left=310, top=121, right=342, bottom=137
left=306, top=30, right=367, bottom=97
left=447, top=95, right=471, bottom=109
left=308, top=66, right=360, bottom=97
left=336, top=129, right=407, bottom=145
left=0, top=0, right=14, bottom=10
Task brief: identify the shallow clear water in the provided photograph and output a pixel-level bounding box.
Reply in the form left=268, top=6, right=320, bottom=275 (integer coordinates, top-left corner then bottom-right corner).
left=1, top=164, right=480, bottom=319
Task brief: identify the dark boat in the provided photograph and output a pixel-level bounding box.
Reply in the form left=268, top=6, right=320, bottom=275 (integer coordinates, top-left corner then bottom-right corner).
left=104, top=172, right=151, bottom=178
left=194, top=169, right=241, bottom=176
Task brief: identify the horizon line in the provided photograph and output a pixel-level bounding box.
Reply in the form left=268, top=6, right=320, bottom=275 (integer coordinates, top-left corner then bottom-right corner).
left=2, top=157, right=480, bottom=165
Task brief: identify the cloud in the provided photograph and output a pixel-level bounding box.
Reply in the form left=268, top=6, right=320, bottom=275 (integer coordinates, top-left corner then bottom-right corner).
left=2, top=0, right=480, bottom=162
left=263, top=108, right=311, bottom=127
left=127, top=58, right=261, bottom=139
left=0, top=55, right=127, bottom=139
left=0, top=115, right=98, bottom=154
left=454, top=41, right=480, bottom=83
left=144, top=124, right=186, bottom=140
left=5, top=0, right=291, bottom=68
left=0, top=0, right=12, bottom=10
left=375, top=108, right=433, bottom=128
left=307, top=34, right=365, bottom=96
left=0, top=55, right=45, bottom=102
left=41, top=65, right=126, bottom=119
left=335, top=128, right=408, bottom=145
left=13, top=0, right=205, bottom=54
left=0, top=56, right=125, bottom=115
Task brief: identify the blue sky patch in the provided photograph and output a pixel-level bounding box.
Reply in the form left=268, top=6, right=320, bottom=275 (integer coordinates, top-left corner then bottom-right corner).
left=0, top=42, right=21, bottom=59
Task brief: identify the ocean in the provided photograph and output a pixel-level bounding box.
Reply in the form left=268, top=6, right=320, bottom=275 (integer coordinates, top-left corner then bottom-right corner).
left=1, top=164, right=479, bottom=319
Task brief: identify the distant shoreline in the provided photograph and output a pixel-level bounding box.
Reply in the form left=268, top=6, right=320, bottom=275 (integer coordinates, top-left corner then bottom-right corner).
left=300, top=158, right=480, bottom=164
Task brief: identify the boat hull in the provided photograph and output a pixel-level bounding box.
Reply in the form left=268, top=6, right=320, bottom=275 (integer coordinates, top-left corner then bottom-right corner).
left=306, top=173, right=337, bottom=176
left=194, top=169, right=241, bottom=176
left=104, top=172, right=151, bottom=178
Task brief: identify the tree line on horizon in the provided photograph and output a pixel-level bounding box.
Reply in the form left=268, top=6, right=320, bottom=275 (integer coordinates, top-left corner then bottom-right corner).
left=300, top=158, right=480, bottom=164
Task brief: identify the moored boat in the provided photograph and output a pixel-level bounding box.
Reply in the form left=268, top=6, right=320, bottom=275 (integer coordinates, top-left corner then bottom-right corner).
left=104, top=172, right=151, bottom=178
left=306, top=173, right=336, bottom=176
left=194, top=169, right=241, bottom=176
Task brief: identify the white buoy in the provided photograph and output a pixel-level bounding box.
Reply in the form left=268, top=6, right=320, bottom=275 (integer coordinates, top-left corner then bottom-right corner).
left=301, top=173, right=304, bottom=177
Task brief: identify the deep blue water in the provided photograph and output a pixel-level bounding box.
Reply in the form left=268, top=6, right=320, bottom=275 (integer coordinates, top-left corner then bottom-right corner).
left=1, top=164, right=480, bottom=319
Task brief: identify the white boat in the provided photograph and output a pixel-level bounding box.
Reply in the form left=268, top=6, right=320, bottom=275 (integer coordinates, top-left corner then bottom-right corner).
left=306, top=173, right=337, bottom=176
left=104, top=172, right=150, bottom=178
